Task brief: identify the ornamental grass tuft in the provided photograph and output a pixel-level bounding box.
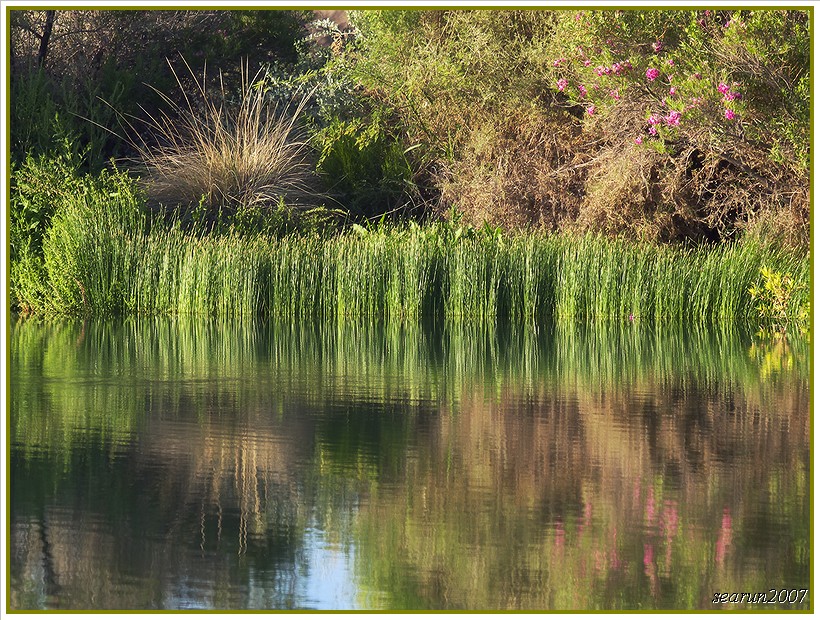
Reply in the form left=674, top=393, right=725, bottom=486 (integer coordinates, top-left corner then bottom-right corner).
left=130, top=59, right=322, bottom=220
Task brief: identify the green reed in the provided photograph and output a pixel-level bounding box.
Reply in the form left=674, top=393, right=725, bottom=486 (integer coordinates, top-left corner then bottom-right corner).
left=27, top=184, right=808, bottom=329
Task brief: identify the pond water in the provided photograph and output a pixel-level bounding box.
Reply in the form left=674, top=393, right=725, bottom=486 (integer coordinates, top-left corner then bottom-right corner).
left=8, top=318, right=811, bottom=610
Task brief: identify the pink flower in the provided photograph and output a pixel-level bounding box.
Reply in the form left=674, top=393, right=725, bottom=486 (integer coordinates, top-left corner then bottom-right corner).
left=667, top=59, right=675, bottom=66
left=595, top=65, right=611, bottom=76
left=648, top=126, right=658, bottom=136
left=717, top=82, right=731, bottom=95
left=583, top=59, right=592, bottom=67
left=665, top=110, right=682, bottom=126
left=556, top=78, right=569, bottom=92
left=586, top=105, right=596, bottom=115
left=652, top=41, right=664, bottom=53
left=609, top=89, right=620, bottom=100
left=646, top=67, right=660, bottom=81
left=669, top=86, right=677, bottom=97
left=724, top=109, right=736, bottom=120
left=724, top=91, right=741, bottom=101
left=647, top=114, right=661, bottom=126
left=553, top=58, right=567, bottom=67
left=635, top=137, right=643, bottom=145
left=578, top=84, right=587, bottom=98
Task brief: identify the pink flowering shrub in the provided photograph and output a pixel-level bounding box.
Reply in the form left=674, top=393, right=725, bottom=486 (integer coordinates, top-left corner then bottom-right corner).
left=544, top=8, right=809, bottom=240
left=348, top=9, right=808, bottom=241
left=546, top=10, right=808, bottom=165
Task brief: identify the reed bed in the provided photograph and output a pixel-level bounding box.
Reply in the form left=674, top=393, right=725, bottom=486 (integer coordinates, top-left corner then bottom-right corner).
left=30, top=190, right=808, bottom=328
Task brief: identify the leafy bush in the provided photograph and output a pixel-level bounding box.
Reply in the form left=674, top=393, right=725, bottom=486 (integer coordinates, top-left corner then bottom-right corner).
left=258, top=17, right=423, bottom=219
left=748, top=266, right=809, bottom=336
left=10, top=154, right=147, bottom=315
left=347, top=10, right=593, bottom=229
left=345, top=9, right=809, bottom=241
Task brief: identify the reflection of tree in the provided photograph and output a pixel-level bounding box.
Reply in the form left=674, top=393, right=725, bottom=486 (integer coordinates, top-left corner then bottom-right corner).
left=353, top=378, right=809, bottom=610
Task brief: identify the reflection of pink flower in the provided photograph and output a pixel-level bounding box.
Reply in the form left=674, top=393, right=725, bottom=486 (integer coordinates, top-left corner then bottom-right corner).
left=645, top=487, right=656, bottom=524
left=644, top=543, right=654, bottom=568
left=661, top=501, right=679, bottom=537
left=715, top=507, right=733, bottom=565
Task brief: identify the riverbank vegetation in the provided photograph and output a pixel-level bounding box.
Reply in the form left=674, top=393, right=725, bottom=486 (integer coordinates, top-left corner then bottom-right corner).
left=8, top=9, right=811, bottom=332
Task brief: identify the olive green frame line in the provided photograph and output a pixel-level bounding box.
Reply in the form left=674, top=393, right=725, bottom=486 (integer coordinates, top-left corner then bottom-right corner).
left=3, top=2, right=815, bottom=614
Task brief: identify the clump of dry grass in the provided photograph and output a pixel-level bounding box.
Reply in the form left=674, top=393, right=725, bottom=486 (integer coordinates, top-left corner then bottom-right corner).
left=131, top=59, right=322, bottom=217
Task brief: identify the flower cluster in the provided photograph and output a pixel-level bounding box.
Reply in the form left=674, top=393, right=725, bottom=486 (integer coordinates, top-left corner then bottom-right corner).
left=718, top=82, right=741, bottom=120
left=550, top=13, right=756, bottom=138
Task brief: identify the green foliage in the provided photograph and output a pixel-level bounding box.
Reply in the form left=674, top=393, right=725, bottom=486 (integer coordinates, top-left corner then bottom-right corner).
left=10, top=64, right=132, bottom=169
left=342, top=9, right=809, bottom=238
left=40, top=167, right=147, bottom=315
left=257, top=20, right=422, bottom=220
left=314, top=115, right=416, bottom=217
left=10, top=141, right=83, bottom=260
left=748, top=266, right=809, bottom=336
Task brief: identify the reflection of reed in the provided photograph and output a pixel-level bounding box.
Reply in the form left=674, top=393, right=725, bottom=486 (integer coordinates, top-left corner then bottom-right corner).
left=10, top=316, right=810, bottom=610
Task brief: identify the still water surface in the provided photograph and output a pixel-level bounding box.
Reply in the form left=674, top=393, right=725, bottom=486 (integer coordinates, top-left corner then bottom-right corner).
left=9, top=318, right=810, bottom=610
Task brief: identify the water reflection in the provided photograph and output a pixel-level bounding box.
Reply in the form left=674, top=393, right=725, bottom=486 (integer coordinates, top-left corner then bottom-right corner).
left=9, top=318, right=810, bottom=610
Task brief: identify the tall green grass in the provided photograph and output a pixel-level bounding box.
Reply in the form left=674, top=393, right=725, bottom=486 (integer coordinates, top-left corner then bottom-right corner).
left=16, top=169, right=809, bottom=328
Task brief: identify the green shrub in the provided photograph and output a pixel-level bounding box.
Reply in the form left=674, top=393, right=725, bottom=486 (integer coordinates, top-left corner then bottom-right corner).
left=258, top=18, right=423, bottom=220
left=749, top=266, right=810, bottom=336
left=40, top=167, right=147, bottom=315
left=10, top=64, right=132, bottom=169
